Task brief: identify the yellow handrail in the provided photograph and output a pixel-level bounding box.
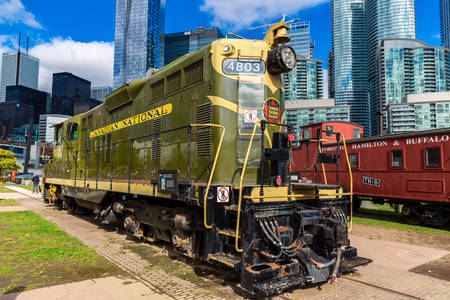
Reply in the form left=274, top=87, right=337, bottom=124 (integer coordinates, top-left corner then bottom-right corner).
left=318, top=143, right=328, bottom=184
left=225, top=32, right=246, bottom=39
left=190, top=124, right=226, bottom=230
left=235, top=120, right=260, bottom=252
left=341, top=134, right=353, bottom=231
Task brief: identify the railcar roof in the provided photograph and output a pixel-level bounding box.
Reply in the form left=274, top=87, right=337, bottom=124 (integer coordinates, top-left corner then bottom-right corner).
left=325, top=127, right=450, bottom=145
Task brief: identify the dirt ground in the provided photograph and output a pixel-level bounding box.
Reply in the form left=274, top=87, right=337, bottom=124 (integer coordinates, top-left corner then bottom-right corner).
left=351, top=223, right=450, bottom=251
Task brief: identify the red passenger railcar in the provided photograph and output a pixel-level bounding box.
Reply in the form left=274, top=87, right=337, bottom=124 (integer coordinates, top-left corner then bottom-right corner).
left=292, top=128, right=450, bottom=226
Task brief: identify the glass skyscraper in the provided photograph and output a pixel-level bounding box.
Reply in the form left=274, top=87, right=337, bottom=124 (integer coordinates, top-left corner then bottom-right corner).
left=113, top=0, right=165, bottom=89
left=283, top=55, right=323, bottom=101
left=164, top=27, right=223, bottom=66
left=366, top=0, right=416, bottom=134
left=331, top=0, right=369, bottom=132
left=286, top=21, right=312, bottom=58
left=378, top=38, right=450, bottom=132
left=0, top=51, right=39, bottom=102
left=441, top=0, right=450, bottom=49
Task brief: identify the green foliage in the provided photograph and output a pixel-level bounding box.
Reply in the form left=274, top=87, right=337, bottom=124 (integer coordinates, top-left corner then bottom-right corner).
left=352, top=216, right=450, bottom=235
left=0, top=149, right=20, bottom=176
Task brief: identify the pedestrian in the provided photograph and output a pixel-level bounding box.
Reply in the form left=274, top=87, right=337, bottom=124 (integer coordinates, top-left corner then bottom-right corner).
left=32, top=175, right=40, bottom=194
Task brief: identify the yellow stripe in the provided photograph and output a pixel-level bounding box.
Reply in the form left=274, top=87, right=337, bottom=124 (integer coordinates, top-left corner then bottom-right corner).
left=89, top=103, right=172, bottom=138
left=207, top=95, right=238, bottom=113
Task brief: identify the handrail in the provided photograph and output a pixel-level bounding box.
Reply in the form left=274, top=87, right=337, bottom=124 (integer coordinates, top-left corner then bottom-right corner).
left=318, top=143, right=328, bottom=184
left=225, top=32, right=246, bottom=39
left=341, top=134, right=353, bottom=232
left=235, top=120, right=260, bottom=252
left=243, top=192, right=352, bottom=200
left=190, top=123, right=226, bottom=230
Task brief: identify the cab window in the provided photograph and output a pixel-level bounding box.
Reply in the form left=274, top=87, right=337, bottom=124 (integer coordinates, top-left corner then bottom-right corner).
left=302, top=128, right=311, bottom=139
left=67, top=123, right=79, bottom=141
left=326, top=125, right=334, bottom=137
left=353, top=129, right=361, bottom=138
left=55, top=126, right=62, bottom=143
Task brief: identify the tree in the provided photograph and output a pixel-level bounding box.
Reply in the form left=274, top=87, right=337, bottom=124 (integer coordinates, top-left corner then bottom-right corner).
left=0, top=149, right=20, bottom=177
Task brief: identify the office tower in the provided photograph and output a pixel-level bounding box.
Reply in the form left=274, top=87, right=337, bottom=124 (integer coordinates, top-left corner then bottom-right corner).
left=377, top=38, right=450, bottom=132
left=286, top=21, right=312, bottom=58
left=5, top=85, right=50, bottom=123
left=91, top=86, right=112, bottom=102
left=0, top=51, right=39, bottom=102
left=366, top=0, right=416, bottom=134
left=441, top=0, right=450, bottom=49
left=283, top=55, right=323, bottom=101
left=113, top=0, right=166, bottom=89
left=164, top=27, right=223, bottom=66
left=51, top=72, right=99, bottom=116
left=38, top=114, right=71, bottom=143
left=285, top=99, right=351, bottom=139
left=331, top=0, right=369, bottom=132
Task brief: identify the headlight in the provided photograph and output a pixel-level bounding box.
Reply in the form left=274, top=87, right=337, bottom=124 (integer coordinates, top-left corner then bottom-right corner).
left=267, top=45, right=296, bottom=74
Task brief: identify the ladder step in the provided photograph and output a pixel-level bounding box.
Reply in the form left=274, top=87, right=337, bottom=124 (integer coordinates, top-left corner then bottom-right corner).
left=218, top=228, right=239, bottom=237
left=224, top=205, right=238, bottom=211
left=209, top=253, right=240, bottom=268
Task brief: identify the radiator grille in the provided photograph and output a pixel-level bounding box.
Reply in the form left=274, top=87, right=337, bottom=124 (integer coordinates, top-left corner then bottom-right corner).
left=185, top=59, right=203, bottom=86
left=151, top=79, right=164, bottom=101
left=196, top=102, right=212, bottom=157
left=167, top=70, right=181, bottom=94
left=151, top=118, right=162, bottom=161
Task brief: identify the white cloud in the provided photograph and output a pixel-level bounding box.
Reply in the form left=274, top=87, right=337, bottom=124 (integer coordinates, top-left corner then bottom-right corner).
left=433, top=33, right=441, bottom=40
left=29, top=38, right=114, bottom=92
left=200, top=0, right=328, bottom=30
left=0, top=0, right=43, bottom=29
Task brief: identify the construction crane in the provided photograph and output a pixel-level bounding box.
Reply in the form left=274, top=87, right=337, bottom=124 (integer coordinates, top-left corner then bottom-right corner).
left=248, top=14, right=299, bottom=32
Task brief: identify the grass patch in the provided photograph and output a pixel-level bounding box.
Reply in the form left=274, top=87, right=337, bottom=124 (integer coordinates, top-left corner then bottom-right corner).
left=0, top=199, right=21, bottom=207
left=14, top=185, right=34, bottom=192
left=0, top=211, right=123, bottom=294
left=352, top=216, right=450, bottom=236
left=0, top=186, right=14, bottom=193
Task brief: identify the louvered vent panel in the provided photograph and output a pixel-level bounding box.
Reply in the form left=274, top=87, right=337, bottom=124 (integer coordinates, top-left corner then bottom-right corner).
left=151, top=79, right=164, bottom=101
left=196, top=103, right=212, bottom=157
left=185, top=59, right=203, bottom=86
left=151, top=118, right=162, bottom=161
left=167, top=71, right=181, bottom=94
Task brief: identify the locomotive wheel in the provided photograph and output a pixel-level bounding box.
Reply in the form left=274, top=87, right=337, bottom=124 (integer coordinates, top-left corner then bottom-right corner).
left=402, top=205, right=421, bottom=225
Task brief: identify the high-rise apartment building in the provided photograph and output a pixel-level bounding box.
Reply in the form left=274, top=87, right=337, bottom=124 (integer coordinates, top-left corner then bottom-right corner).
left=286, top=21, right=312, bottom=58
left=387, top=92, right=450, bottom=133
left=441, top=0, right=450, bottom=49
left=331, top=0, right=369, bottom=131
left=283, top=55, right=323, bottom=101
left=0, top=51, right=39, bottom=102
left=164, top=27, right=223, bottom=66
left=366, top=0, right=416, bottom=134
left=285, top=99, right=351, bottom=139
left=377, top=38, right=450, bottom=132
left=113, top=0, right=165, bottom=89
left=91, top=86, right=112, bottom=102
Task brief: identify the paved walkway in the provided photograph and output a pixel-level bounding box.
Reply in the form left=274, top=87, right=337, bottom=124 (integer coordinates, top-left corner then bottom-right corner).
left=1, top=190, right=449, bottom=299
left=0, top=276, right=172, bottom=300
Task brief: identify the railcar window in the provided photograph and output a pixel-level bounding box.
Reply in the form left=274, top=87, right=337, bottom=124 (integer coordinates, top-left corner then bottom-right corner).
left=56, top=126, right=62, bottom=143
left=391, top=150, right=404, bottom=168
left=349, top=153, right=358, bottom=169
left=326, top=125, right=334, bottom=137
left=425, top=147, right=441, bottom=168
left=353, top=129, right=361, bottom=138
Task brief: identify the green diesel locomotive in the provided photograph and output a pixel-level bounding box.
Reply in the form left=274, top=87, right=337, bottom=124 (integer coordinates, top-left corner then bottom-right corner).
left=44, top=21, right=369, bottom=295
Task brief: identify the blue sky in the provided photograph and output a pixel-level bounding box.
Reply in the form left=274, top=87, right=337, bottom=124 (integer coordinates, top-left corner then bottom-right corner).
left=0, top=0, right=443, bottom=92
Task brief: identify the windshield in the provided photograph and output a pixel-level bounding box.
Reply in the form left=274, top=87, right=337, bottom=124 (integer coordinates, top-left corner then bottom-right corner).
left=237, top=75, right=265, bottom=166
